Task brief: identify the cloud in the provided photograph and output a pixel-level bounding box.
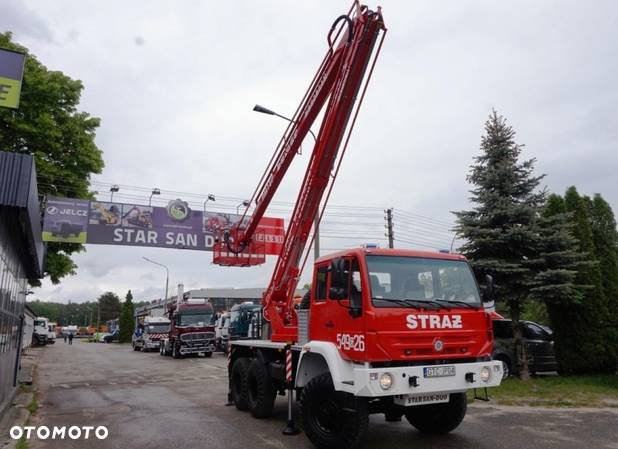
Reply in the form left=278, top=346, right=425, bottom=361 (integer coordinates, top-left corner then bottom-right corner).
left=0, top=0, right=54, bottom=42
left=13, top=0, right=618, bottom=303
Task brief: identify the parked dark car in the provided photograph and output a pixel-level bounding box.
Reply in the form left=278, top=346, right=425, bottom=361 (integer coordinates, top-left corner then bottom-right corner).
left=492, top=319, right=558, bottom=378
left=103, top=329, right=120, bottom=344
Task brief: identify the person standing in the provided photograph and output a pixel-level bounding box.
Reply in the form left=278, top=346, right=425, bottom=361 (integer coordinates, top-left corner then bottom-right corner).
left=64, top=334, right=67, bottom=343
left=68, top=333, right=73, bottom=345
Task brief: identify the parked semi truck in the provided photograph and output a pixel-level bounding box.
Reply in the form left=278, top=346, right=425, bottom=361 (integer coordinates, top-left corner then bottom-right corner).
left=214, top=4, right=502, bottom=448
left=133, top=316, right=171, bottom=352
left=32, top=318, right=49, bottom=346
left=160, top=293, right=216, bottom=358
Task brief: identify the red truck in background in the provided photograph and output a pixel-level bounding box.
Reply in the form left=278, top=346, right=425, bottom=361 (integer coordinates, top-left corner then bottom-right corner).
left=159, top=296, right=216, bottom=359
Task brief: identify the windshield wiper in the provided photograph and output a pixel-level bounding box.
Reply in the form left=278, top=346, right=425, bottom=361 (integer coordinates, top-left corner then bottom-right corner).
left=435, top=299, right=479, bottom=310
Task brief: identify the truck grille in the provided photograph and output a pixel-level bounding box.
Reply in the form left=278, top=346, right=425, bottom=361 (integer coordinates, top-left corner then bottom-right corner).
left=180, top=332, right=215, bottom=341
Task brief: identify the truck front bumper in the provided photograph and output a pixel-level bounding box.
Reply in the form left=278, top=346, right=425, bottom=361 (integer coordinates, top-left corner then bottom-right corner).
left=353, top=361, right=503, bottom=398
left=143, top=341, right=160, bottom=350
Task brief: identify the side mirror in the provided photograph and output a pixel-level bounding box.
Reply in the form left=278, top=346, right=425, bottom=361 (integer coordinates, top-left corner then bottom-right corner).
left=481, top=274, right=494, bottom=302
left=329, top=258, right=346, bottom=288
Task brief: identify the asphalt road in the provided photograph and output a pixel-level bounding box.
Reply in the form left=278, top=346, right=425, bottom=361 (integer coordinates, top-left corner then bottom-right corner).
left=27, top=341, right=617, bottom=449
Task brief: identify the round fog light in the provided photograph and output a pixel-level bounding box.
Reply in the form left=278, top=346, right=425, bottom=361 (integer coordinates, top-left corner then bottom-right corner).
left=480, top=366, right=491, bottom=382
left=379, top=373, right=393, bottom=390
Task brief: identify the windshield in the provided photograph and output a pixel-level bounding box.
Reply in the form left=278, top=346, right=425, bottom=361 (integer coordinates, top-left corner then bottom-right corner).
left=366, top=255, right=481, bottom=307
left=179, top=313, right=213, bottom=327
left=146, top=324, right=170, bottom=333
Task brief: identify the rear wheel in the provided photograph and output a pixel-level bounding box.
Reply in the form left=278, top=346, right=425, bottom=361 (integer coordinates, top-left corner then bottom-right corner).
left=300, top=373, right=368, bottom=449
left=132, top=343, right=140, bottom=351
left=231, top=358, right=250, bottom=411
left=246, top=359, right=276, bottom=418
left=404, top=392, right=467, bottom=435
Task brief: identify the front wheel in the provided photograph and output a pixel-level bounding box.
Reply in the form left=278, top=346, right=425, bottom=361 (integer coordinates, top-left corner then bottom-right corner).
left=203, top=351, right=213, bottom=358
left=300, top=373, right=368, bottom=449
left=172, top=343, right=182, bottom=359
left=404, top=392, right=467, bottom=435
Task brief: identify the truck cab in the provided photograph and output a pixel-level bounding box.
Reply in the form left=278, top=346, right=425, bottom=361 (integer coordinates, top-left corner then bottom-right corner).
left=133, top=316, right=171, bottom=352
left=33, top=317, right=49, bottom=346
left=229, top=302, right=262, bottom=342
left=307, top=248, right=495, bottom=365
left=47, top=321, right=57, bottom=344
left=160, top=301, right=216, bottom=358
left=215, top=312, right=231, bottom=351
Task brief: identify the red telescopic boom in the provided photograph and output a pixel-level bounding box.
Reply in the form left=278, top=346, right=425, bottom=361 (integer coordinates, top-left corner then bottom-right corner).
left=214, top=2, right=386, bottom=342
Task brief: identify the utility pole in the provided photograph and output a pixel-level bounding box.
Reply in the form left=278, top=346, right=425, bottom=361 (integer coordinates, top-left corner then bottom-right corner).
left=384, top=208, right=394, bottom=249
left=97, top=300, right=100, bottom=333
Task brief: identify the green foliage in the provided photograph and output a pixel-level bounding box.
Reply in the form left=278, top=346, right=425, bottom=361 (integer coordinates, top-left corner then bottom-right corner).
left=28, top=297, right=149, bottom=326
left=545, top=187, right=616, bottom=374
left=98, top=292, right=122, bottom=322
left=588, top=194, right=618, bottom=346
left=0, top=32, right=104, bottom=285
left=119, top=290, right=135, bottom=343
left=454, top=110, right=546, bottom=379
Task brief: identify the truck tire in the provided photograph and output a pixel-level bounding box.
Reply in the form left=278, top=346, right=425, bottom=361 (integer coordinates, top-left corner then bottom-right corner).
left=231, top=358, right=251, bottom=411
left=172, top=343, right=182, bottom=359
left=300, top=372, right=368, bottom=449
left=133, top=343, right=140, bottom=351
left=246, top=359, right=276, bottom=418
left=203, top=351, right=213, bottom=358
left=404, top=392, right=467, bottom=435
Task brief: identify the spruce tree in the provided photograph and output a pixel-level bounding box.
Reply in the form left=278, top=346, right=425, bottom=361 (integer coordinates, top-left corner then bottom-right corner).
left=561, top=187, right=615, bottom=373
left=454, top=110, right=545, bottom=380
left=119, top=290, right=135, bottom=344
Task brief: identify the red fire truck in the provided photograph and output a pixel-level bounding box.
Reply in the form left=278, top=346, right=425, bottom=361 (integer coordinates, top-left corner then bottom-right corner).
left=215, top=3, right=502, bottom=448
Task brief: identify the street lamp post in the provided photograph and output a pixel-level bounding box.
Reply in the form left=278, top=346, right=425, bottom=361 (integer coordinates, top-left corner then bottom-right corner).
left=237, top=200, right=250, bottom=215
left=149, top=188, right=161, bottom=206
left=203, top=194, right=216, bottom=215
left=142, top=256, right=169, bottom=303
left=253, top=103, right=320, bottom=259
left=110, top=185, right=119, bottom=202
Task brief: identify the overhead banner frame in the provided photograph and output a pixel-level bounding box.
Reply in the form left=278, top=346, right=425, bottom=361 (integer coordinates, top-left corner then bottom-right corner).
left=42, top=196, right=285, bottom=255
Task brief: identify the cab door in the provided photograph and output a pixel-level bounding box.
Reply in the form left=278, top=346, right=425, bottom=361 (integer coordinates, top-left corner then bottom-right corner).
left=310, top=257, right=366, bottom=361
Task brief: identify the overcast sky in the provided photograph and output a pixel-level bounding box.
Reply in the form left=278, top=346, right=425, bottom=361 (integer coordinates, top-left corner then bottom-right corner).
left=2, top=0, right=617, bottom=303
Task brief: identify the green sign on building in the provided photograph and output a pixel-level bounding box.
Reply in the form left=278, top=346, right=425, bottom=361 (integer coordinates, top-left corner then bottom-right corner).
left=0, top=48, right=26, bottom=109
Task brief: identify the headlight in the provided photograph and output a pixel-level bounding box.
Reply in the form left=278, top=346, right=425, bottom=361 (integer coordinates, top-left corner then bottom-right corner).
left=379, top=373, right=393, bottom=390
left=480, top=366, right=491, bottom=382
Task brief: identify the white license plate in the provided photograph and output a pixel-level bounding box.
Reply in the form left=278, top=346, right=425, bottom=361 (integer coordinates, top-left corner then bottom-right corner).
left=423, top=366, right=456, bottom=378
left=394, top=393, right=450, bottom=407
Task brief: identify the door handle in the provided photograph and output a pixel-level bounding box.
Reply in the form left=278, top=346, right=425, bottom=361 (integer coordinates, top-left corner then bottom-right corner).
left=325, top=320, right=334, bottom=328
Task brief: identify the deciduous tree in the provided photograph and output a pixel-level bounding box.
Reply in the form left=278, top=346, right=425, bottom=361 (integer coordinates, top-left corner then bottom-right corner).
left=0, top=32, right=104, bottom=285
